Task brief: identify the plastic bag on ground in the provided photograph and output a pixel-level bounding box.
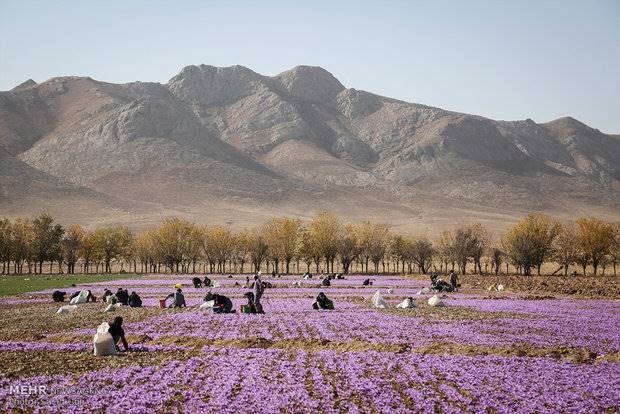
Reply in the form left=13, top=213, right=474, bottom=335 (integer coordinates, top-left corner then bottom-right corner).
left=387, top=288, right=394, bottom=294
left=417, top=287, right=430, bottom=295
left=371, top=290, right=387, bottom=309
left=93, top=322, right=117, bottom=356
left=291, top=281, right=302, bottom=288
left=497, top=284, right=505, bottom=292
left=428, top=295, right=445, bottom=307
left=212, top=281, right=221, bottom=288
left=396, top=298, right=416, bottom=309
left=69, top=290, right=89, bottom=305
left=199, top=300, right=215, bottom=310
left=56, top=305, right=78, bottom=314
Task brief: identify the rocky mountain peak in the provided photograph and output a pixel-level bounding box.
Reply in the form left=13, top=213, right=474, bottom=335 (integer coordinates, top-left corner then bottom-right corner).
left=275, top=65, right=345, bottom=106
left=11, top=79, right=37, bottom=92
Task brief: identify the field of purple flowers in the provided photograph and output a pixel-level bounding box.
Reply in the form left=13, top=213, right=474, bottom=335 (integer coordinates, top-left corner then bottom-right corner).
left=0, top=273, right=619, bottom=413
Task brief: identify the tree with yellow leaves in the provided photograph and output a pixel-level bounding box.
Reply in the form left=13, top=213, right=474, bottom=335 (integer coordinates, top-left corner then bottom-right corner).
left=339, top=224, right=360, bottom=274
left=9, top=218, right=34, bottom=274
left=307, top=212, right=341, bottom=273
left=408, top=237, right=435, bottom=274
left=62, top=224, right=85, bottom=274
left=552, top=222, right=580, bottom=276
left=203, top=225, right=234, bottom=273
left=575, top=217, right=614, bottom=275
left=503, top=214, right=560, bottom=276
left=610, top=223, right=620, bottom=276
left=262, top=217, right=302, bottom=274
left=247, top=229, right=268, bottom=273
left=133, top=231, right=155, bottom=273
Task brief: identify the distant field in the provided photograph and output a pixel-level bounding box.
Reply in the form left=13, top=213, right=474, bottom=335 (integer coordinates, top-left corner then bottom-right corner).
left=0, top=274, right=139, bottom=296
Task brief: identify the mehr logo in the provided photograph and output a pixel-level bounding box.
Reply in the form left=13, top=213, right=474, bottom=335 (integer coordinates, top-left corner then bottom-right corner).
left=9, top=385, right=48, bottom=395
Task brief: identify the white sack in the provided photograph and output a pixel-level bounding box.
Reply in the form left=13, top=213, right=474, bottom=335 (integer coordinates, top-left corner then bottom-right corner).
left=396, top=298, right=416, bottom=309
left=371, top=290, right=387, bottom=309
left=70, top=290, right=89, bottom=305
left=93, top=322, right=117, bottom=356
left=199, top=300, right=215, bottom=310
left=56, top=305, right=78, bottom=314
left=428, top=295, right=444, bottom=307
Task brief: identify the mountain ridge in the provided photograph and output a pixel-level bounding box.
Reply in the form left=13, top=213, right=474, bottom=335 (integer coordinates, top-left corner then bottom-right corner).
left=1, top=64, right=618, bottom=234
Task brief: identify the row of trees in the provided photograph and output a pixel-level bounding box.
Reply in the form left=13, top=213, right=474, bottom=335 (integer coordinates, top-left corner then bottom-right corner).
left=0, top=213, right=619, bottom=276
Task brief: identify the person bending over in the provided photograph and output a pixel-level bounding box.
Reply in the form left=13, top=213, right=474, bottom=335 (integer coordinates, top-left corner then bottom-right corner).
left=128, top=291, right=142, bottom=308
left=312, top=292, right=334, bottom=310
left=166, top=288, right=187, bottom=308
left=204, top=292, right=234, bottom=314
left=108, top=316, right=129, bottom=352
left=52, top=290, right=66, bottom=302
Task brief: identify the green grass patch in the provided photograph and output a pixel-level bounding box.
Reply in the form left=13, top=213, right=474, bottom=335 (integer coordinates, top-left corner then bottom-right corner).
left=0, top=273, right=140, bottom=296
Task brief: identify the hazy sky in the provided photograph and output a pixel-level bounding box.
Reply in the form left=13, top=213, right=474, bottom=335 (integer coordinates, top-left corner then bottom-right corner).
left=1, top=0, right=619, bottom=132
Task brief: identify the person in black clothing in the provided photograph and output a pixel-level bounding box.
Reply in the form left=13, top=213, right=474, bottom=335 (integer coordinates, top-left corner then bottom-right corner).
left=203, top=276, right=212, bottom=287
left=362, top=278, right=371, bottom=286
left=128, top=292, right=142, bottom=308
left=166, top=289, right=187, bottom=308
left=116, top=288, right=129, bottom=306
left=449, top=271, right=459, bottom=292
left=86, top=290, right=97, bottom=302
left=434, top=279, right=453, bottom=292
left=312, top=292, right=334, bottom=310
left=192, top=277, right=203, bottom=288
left=321, top=277, right=331, bottom=287
left=108, top=316, right=129, bottom=352
left=102, top=289, right=113, bottom=302
left=204, top=292, right=234, bottom=313
left=52, top=291, right=66, bottom=302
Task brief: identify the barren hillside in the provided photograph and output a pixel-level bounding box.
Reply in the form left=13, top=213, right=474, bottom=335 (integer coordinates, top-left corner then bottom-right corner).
left=1, top=64, right=618, bottom=235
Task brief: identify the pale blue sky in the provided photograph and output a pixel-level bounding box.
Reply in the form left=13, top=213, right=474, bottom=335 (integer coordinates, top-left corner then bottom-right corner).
left=1, top=0, right=619, bottom=132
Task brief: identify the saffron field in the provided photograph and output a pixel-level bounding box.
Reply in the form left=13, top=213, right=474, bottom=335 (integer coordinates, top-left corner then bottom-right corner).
left=0, top=274, right=618, bottom=413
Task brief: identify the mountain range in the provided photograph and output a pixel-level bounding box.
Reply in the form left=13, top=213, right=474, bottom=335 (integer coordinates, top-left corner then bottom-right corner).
left=1, top=64, right=618, bottom=235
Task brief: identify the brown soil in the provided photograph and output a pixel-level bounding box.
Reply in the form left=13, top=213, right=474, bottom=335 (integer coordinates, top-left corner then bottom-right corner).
left=412, top=342, right=606, bottom=364
left=0, top=303, right=176, bottom=342
left=380, top=301, right=527, bottom=321
left=150, top=335, right=409, bottom=353
left=0, top=348, right=202, bottom=378
left=460, top=274, right=620, bottom=299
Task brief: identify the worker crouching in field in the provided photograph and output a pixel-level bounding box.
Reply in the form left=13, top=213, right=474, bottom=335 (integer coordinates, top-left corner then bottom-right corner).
left=204, top=292, right=234, bottom=314
left=116, top=288, right=129, bottom=305
left=166, top=288, right=187, bottom=308
left=312, top=292, right=334, bottom=310
left=52, top=290, right=66, bottom=302
left=128, top=291, right=142, bottom=307
left=108, top=316, right=129, bottom=352
left=102, top=289, right=113, bottom=302
left=449, top=270, right=459, bottom=292
left=253, top=273, right=265, bottom=314
left=192, top=277, right=203, bottom=288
